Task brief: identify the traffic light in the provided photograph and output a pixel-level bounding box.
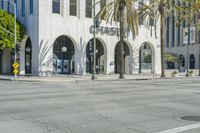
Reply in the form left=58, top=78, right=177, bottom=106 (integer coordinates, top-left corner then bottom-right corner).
left=88, top=42, right=93, bottom=51
left=16, top=43, right=20, bottom=54
left=88, top=41, right=94, bottom=56
left=95, top=17, right=101, bottom=28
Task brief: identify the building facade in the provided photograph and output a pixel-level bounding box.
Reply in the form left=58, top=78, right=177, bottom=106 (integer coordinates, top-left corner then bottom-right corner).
left=0, top=0, right=161, bottom=76
left=164, top=1, right=200, bottom=71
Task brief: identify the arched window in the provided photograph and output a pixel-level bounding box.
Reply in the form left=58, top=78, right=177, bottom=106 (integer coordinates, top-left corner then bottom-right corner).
left=53, top=36, right=75, bottom=74
left=179, top=55, right=185, bottom=67
left=190, top=54, right=195, bottom=69
left=25, top=37, right=32, bottom=75
left=86, top=39, right=105, bottom=74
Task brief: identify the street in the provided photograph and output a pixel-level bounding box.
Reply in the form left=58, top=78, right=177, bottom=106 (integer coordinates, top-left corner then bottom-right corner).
left=0, top=78, right=200, bottom=133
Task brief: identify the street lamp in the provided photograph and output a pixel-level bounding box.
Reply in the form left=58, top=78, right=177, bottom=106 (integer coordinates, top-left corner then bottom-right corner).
left=26, top=47, right=31, bottom=52
left=186, top=25, right=190, bottom=77
left=61, top=46, right=67, bottom=52
left=3, top=0, right=17, bottom=78
left=90, top=0, right=102, bottom=79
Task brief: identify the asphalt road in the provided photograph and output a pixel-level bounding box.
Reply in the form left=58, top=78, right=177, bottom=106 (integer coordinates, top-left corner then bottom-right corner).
left=0, top=78, right=200, bottom=133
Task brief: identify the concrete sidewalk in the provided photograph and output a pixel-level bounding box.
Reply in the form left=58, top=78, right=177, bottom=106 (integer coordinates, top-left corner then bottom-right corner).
left=0, top=74, right=157, bottom=83
left=0, top=73, right=199, bottom=83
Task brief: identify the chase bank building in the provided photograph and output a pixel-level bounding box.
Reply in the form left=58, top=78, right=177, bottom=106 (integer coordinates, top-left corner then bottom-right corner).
left=0, top=0, right=161, bottom=76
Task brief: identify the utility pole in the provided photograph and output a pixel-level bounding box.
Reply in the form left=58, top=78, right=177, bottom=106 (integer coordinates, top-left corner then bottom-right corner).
left=92, top=0, right=97, bottom=80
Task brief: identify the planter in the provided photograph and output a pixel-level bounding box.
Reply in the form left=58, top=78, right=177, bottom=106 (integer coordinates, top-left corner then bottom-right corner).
left=171, top=74, right=178, bottom=77
left=171, top=71, right=178, bottom=77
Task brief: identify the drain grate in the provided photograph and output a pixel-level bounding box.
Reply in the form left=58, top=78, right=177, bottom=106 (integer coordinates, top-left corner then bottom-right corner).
left=180, top=116, right=200, bottom=122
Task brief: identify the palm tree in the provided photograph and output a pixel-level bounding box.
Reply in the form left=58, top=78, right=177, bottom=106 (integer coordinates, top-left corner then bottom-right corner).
left=139, top=0, right=179, bottom=78
left=97, top=0, right=139, bottom=79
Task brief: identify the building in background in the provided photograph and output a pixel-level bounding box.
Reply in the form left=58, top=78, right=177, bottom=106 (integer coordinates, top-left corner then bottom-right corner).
left=0, top=0, right=161, bottom=76
left=164, top=1, right=200, bottom=71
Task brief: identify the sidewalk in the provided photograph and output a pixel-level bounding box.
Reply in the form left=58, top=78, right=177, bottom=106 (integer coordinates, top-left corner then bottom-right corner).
left=0, top=73, right=156, bottom=83
left=0, top=73, right=199, bottom=83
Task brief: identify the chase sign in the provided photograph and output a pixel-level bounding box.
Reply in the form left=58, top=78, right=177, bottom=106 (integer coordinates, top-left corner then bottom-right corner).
left=90, top=25, right=120, bottom=36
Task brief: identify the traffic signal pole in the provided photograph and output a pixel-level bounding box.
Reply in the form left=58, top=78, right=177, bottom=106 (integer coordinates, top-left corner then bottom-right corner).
left=92, top=0, right=97, bottom=80
left=14, top=3, right=17, bottom=79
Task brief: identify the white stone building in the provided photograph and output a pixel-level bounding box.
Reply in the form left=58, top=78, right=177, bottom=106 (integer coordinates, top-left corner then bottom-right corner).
left=0, top=0, right=161, bottom=76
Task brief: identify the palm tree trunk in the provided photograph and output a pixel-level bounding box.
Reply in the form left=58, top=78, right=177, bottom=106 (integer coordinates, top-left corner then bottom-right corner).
left=139, top=47, right=142, bottom=73
left=160, top=13, right=165, bottom=77
left=199, top=43, right=200, bottom=76
left=119, top=1, right=125, bottom=79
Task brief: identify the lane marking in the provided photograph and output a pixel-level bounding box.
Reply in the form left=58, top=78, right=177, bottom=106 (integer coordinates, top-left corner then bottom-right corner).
left=156, top=123, right=200, bottom=133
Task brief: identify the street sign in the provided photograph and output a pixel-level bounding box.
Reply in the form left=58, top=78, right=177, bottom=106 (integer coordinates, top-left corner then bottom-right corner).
left=12, top=62, right=19, bottom=69
left=13, top=69, right=19, bottom=74
left=183, top=27, right=195, bottom=44
left=12, top=63, right=19, bottom=75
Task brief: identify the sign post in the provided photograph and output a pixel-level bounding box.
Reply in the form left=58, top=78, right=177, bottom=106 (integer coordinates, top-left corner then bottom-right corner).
left=183, top=26, right=195, bottom=76
left=12, top=62, right=19, bottom=79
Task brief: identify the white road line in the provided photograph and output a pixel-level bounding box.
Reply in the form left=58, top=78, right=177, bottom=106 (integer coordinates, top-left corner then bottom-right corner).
left=156, top=123, right=200, bottom=133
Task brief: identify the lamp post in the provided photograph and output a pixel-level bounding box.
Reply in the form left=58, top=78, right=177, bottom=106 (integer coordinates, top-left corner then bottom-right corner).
left=186, top=25, right=190, bottom=77
left=3, top=0, right=17, bottom=78
left=92, top=0, right=97, bottom=80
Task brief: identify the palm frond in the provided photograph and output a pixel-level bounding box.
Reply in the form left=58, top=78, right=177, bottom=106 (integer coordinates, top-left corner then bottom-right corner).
left=97, top=0, right=139, bottom=39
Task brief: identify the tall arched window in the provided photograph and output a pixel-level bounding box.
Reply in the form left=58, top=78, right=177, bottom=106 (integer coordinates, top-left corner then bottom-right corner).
left=190, top=54, right=195, bottom=69
left=25, top=37, right=32, bottom=75
left=86, top=0, right=92, bottom=18
left=70, top=0, right=76, bottom=16
left=53, top=36, right=75, bottom=74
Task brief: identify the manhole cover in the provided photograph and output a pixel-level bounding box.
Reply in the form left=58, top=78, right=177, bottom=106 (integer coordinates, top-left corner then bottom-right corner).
left=180, top=116, right=200, bottom=122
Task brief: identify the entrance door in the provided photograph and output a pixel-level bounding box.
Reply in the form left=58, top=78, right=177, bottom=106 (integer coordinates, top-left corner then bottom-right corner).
left=190, top=54, right=195, bottom=69
left=53, top=35, right=75, bottom=74
left=86, top=39, right=105, bottom=74
left=25, top=38, right=32, bottom=75
left=139, top=43, right=152, bottom=73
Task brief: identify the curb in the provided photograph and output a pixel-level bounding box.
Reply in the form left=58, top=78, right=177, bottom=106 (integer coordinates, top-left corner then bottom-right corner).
left=1, top=76, right=199, bottom=83
left=0, top=78, right=12, bottom=81
left=0, top=77, right=153, bottom=83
